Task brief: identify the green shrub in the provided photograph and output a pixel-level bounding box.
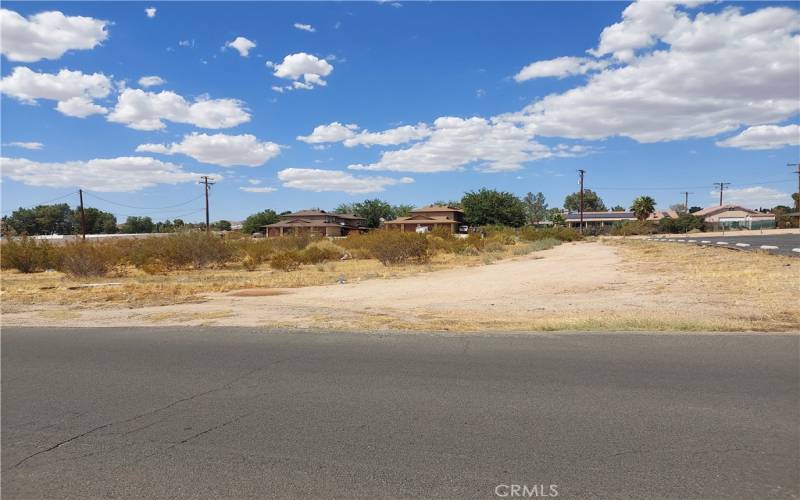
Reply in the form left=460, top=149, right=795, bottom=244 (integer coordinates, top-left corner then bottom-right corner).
left=270, top=251, right=303, bottom=271
left=518, top=227, right=582, bottom=242
left=345, top=230, right=430, bottom=266
left=235, top=239, right=275, bottom=268
left=300, top=240, right=345, bottom=264
left=127, top=233, right=232, bottom=270
left=609, top=220, right=657, bottom=236
left=0, top=237, right=55, bottom=273
left=57, top=242, right=117, bottom=277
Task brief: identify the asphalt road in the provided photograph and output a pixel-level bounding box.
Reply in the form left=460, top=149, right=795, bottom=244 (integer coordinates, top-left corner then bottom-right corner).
left=651, top=234, right=800, bottom=256
left=2, top=328, right=798, bottom=499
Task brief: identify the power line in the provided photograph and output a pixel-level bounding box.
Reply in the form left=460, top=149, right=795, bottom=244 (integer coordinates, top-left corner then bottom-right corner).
left=592, top=179, right=794, bottom=191
left=82, top=191, right=205, bottom=211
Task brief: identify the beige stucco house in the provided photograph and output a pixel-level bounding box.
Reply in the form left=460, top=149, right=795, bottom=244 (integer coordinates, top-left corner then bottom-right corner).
left=693, top=204, right=776, bottom=229
left=382, top=205, right=466, bottom=233
left=263, top=210, right=367, bottom=237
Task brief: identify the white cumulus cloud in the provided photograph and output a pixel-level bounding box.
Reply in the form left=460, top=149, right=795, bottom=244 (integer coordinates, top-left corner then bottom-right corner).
left=226, top=36, right=256, bottom=57
left=278, top=168, right=413, bottom=194
left=0, top=67, right=111, bottom=117
left=0, top=156, right=208, bottom=192
left=271, top=52, right=333, bottom=91
left=514, top=56, right=609, bottom=81
left=293, top=23, right=316, bottom=32
left=138, top=75, right=166, bottom=88
left=710, top=186, right=793, bottom=209
left=716, top=124, right=800, bottom=151
left=107, top=89, right=251, bottom=130
left=239, top=186, right=277, bottom=193
left=348, top=117, right=566, bottom=173
left=297, top=122, right=431, bottom=147
left=145, top=7, right=156, bottom=18
left=136, top=133, right=280, bottom=167
left=2, top=141, right=43, bottom=150
left=504, top=2, right=800, bottom=143
left=0, top=8, right=109, bottom=62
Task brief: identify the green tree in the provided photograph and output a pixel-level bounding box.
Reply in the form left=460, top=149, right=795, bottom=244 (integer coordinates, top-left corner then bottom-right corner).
left=550, top=213, right=566, bottom=227
left=659, top=214, right=704, bottom=233
left=213, top=220, right=232, bottom=231
left=523, top=192, right=548, bottom=224
left=610, top=205, right=626, bottom=212
left=670, top=203, right=687, bottom=214
left=461, top=189, right=527, bottom=227
left=333, top=203, right=356, bottom=214
left=393, top=204, right=414, bottom=217
left=74, top=207, right=117, bottom=234
left=121, top=216, right=154, bottom=233
left=630, top=196, right=656, bottom=221
left=433, top=200, right=463, bottom=209
left=688, top=206, right=703, bottom=213
left=242, top=210, right=280, bottom=234
left=351, top=199, right=395, bottom=228
left=563, top=189, right=606, bottom=212
left=4, top=203, right=74, bottom=235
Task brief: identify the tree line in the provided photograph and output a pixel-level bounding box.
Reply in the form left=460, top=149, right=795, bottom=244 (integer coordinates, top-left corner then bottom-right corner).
left=5, top=190, right=797, bottom=236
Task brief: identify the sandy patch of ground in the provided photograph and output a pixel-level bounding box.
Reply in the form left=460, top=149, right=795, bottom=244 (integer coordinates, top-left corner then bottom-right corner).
left=5, top=241, right=796, bottom=332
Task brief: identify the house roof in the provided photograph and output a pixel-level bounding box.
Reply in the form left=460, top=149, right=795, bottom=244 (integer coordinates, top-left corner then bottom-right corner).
left=412, top=205, right=464, bottom=214
left=383, top=215, right=459, bottom=224
left=692, top=204, right=758, bottom=217
left=564, top=211, right=636, bottom=221
left=647, top=210, right=680, bottom=220
left=717, top=211, right=775, bottom=219
left=263, top=218, right=359, bottom=228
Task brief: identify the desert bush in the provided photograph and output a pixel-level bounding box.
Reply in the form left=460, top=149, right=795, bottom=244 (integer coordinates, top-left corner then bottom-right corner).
left=513, top=238, right=561, bottom=255
left=270, top=251, right=303, bottom=271
left=0, top=237, right=56, bottom=273
left=483, top=225, right=517, bottom=244
left=301, top=240, right=345, bottom=264
left=270, top=234, right=311, bottom=252
left=235, top=239, right=275, bottom=268
left=483, top=241, right=506, bottom=253
left=57, top=242, right=118, bottom=277
left=346, top=230, right=430, bottom=266
left=459, top=245, right=481, bottom=256
left=518, top=226, right=582, bottom=242
left=127, top=232, right=233, bottom=270
left=610, top=220, right=657, bottom=236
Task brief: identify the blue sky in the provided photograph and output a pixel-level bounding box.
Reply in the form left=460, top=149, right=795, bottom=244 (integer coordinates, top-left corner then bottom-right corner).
left=1, top=1, right=798, bottom=222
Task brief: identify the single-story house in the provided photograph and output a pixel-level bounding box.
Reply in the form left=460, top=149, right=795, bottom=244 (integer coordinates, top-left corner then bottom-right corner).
left=382, top=205, right=467, bottom=233
left=693, top=204, right=776, bottom=229
left=564, top=211, right=637, bottom=229
left=647, top=209, right=680, bottom=222
left=262, top=210, right=367, bottom=237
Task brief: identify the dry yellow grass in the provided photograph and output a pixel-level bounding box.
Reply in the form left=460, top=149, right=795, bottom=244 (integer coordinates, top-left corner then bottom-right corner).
left=606, top=239, right=800, bottom=331
left=0, top=250, right=504, bottom=311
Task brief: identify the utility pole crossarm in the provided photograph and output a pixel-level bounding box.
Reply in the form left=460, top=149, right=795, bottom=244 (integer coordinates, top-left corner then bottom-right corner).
left=713, top=182, right=730, bottom=206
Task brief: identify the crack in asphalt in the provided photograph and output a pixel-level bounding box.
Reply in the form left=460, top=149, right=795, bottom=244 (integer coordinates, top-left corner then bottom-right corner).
left=9, top=368, right=261, bottom=470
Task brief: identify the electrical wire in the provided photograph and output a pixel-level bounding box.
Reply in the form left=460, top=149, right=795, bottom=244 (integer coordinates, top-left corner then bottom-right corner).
left=83, top=191, right=204, bottom=211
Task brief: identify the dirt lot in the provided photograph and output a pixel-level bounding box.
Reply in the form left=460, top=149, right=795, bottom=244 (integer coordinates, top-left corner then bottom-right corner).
left=4, top=240, right=798, bottom=332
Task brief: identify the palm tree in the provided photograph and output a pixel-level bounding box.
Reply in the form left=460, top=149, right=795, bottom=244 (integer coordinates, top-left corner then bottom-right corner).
left=630, top=196, right=656, bottom=221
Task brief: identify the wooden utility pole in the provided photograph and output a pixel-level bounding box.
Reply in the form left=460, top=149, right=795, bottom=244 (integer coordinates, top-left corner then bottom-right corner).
left=681, top=191, right=693, bottom=213
left=200, top=176, right=215, bottom=233
left=78, top=189, right=87, bottom=240
left=713, top=182, right=730, bottom=206
left=578, top=169, right=586, bottom=234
